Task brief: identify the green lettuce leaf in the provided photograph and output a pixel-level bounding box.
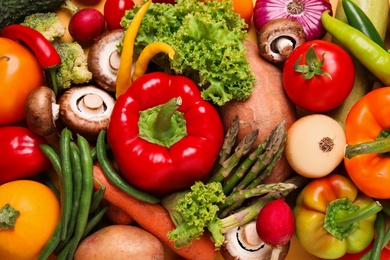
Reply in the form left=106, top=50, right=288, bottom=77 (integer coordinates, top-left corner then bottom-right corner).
left=120, top=0, right=255, bottom=106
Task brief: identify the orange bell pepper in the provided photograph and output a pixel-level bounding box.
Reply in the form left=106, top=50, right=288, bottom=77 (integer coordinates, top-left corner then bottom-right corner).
left=344, top=86, right=390, bottom=199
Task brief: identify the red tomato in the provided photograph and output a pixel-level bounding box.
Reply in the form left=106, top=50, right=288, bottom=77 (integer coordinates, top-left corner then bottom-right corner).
left=0, top=38, right=44, bottom=126
left=104, top=0, right=135, bottom=30
left=282, top=40, right=355, bottom=112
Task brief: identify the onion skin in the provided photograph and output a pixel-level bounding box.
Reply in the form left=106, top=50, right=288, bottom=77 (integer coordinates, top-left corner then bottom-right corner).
left=253, top=0, right=333, bottom=41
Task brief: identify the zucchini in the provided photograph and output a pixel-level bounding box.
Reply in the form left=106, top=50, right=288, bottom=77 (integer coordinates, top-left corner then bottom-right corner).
left=0, top=0, right=65, bottom=31
left=324, top=0, right=389, bottom=129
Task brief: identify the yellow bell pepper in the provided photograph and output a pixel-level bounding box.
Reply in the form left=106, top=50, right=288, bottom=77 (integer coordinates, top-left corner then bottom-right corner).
left=294, top=174, right=382, bottom=259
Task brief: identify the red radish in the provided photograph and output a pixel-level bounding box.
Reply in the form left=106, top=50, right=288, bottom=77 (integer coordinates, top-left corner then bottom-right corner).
left=68, top=8, right=106, bottom=43
left=256, top=198, right=295, bottom=260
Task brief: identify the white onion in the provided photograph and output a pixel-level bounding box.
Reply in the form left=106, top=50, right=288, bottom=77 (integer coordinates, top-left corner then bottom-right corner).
left=253, top=0, right=333, bottom=41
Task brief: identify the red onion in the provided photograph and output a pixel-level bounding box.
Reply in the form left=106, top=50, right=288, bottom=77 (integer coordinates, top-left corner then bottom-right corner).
left=253, top=0, right=332, bottom=41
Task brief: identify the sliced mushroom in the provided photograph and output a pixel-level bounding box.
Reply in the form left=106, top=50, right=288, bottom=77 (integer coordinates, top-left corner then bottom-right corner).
left=59, top=85, right=115, bottom=140
left=220, top=221, right=290, bottom=260
left=88, top=29, right=125, bottom=92
left=24, top=86, right=59, bottom=136
left=257, top=18, right=306, bottom=63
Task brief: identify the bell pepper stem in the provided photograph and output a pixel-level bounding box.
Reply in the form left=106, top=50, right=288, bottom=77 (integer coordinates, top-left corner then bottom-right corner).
left=0, top=203, right=20, bottom=230
left=345, top=137, right=390, bottom=159
left=334, top=200, right=382, bottom=226
left=138, top=96, right=187, bottom=148
left=324, top=198, right=382, bottom=240
left=154, top=97, right=182, bottom=140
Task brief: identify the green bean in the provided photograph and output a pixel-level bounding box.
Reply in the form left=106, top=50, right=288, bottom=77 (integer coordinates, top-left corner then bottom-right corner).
left=89, top=180, right=106, bottom=214
left=39, top=144, right=61, bottom=174
left=54, top=142, right=83, bottom=254
left=82, top=205, right=109, bottom=239
left=57, top=206, right=109, bottom=260
left=37, top=220, right=62, bottom=260
left=96, top=130, right=160, bottom=204
left=40, top=171, right=60, bottom=199
left=361, top=211, right=386, bottom=260
left=66, top=134, right=94, bottom=260
left=59, top=128, right=73, bottom=240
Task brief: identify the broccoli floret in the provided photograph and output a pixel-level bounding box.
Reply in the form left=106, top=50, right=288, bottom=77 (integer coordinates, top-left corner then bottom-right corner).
left=55, top=42, right=93, bottom=90
left=162, top=181, right=226, bottom=248
left=21, top=12, right=66, bottom=42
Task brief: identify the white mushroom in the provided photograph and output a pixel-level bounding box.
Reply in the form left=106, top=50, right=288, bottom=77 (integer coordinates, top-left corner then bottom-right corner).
left=257, top=18, right=306, bottom=63
left=24, top=86, right=60, bottom=137
left=220, top=221, right=290, bottom=260
left=88, top=29, right=125, bottom=92
left=59, top=85, right=115, bottom=140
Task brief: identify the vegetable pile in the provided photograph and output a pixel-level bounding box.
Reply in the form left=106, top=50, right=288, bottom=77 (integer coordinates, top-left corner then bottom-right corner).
left=1, top=0, right=390, bottom=259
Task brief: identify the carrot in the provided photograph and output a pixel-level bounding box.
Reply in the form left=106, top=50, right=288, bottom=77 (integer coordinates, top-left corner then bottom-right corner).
left=105, top=203, right=134, bottom=225
left=92, top=164, right=218, bottom=260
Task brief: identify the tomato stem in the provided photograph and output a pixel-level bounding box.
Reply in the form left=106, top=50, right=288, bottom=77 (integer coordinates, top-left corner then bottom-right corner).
left=0, top=203, right=20, bottom=230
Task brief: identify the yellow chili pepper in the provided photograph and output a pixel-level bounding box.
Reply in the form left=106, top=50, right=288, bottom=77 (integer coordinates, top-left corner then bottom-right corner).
left=132, top=42, right=175, bottom=81
left=115, top=0, right=152, bottom=99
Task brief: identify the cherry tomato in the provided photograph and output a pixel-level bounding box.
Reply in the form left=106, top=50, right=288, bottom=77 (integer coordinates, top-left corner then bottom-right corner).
left=104, top=0, right=135, bottom=30
left=232, top=0, right=253, bottom=26
left=0, top=38, right=44, bottom=126
left=282, top=40, right=355, bottom=112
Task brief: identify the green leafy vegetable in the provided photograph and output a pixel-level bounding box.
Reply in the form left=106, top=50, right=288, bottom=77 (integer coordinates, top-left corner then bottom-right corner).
left=162, top=181, right=226, bottom=248
left=120, top=0, right=255, bottom=106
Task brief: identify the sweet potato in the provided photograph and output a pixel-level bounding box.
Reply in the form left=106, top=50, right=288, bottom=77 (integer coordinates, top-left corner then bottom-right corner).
left=218, top=40, right=297, bottom=183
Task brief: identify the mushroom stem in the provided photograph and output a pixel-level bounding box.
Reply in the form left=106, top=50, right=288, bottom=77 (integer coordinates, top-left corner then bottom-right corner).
left=109, top=50, right=121, bottom=73
left=272, top=37, right=294, bottom=56
left=78, top=93, right=105, bottom=114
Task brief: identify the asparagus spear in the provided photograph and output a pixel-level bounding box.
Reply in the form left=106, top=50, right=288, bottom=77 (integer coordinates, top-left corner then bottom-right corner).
left=220, top=175, right=308, bottom=233
left=234, top=120, right=286, bottom=192
left=208, top=128, right=259, bottom=183
left=219, top=182, right=296, bottom=208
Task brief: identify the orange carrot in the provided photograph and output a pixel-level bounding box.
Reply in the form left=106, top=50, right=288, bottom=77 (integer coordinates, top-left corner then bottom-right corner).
left=105, top=202, right=134, bottom=225
left=92, top=164, right=218, bottom=260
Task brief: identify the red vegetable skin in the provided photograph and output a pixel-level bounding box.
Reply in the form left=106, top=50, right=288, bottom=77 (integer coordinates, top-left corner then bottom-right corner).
left=0, top=126, right=50, bottom=184
left=104, top=0, right=135, bottom=30
left=69, top=8, right=106, bottom=42
left=256, top=198, right=295, bottom=259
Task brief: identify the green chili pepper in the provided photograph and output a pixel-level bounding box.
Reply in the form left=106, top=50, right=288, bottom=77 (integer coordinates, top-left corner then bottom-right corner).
left=342, top=0, right=388, bottom=51
left=321, top=10, right=390, bottom=86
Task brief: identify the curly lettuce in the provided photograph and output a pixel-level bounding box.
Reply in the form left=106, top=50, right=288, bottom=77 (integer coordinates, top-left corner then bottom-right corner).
left=161, top=181, right=226, bottom=248
left=120, top=0, right=255, bottom=106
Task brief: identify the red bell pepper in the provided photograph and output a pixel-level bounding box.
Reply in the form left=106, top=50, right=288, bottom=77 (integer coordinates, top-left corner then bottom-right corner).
left=107, top=72, right=224, bottom=196
left=0, top=126, right=50, bottom=184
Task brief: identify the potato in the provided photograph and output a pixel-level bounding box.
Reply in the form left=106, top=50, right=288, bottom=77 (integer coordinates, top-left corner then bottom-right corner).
left=74, top=225, right=164, bottom=260
left=218, top=40, right=297, bottom=183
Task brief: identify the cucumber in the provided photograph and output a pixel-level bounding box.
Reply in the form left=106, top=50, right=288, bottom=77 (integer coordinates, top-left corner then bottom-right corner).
left=324, top=0, right=389, bottom=129
left=0, top=0, right=65, bottom=31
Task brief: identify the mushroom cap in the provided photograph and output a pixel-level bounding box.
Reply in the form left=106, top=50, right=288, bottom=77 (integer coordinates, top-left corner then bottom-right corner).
left=88, top=29, right=125, bottom=92
left=59, top=85, right=115, bottom=140
left=24, top=86, right=58, bottom=136
left=257, top=18, right=306, bottom=63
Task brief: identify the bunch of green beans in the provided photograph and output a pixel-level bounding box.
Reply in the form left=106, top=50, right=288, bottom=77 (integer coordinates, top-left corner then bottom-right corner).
left=37, top=128, right=108, bottom=260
